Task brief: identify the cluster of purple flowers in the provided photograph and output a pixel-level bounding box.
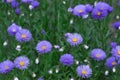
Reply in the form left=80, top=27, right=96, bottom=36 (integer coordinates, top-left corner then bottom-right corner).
left=0, top=56, right=29, bottom=74
left=105, top=42, right=120, bottom=68
left=7, top=23, right=32, bottom=42
left=68, top=2, right=113, bottom=19
left=3, top=0, right=40, bottom=14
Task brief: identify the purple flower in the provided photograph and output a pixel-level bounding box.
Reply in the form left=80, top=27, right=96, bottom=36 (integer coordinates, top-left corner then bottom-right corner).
left=95, top=2, right=113, bottom=13
left=15, top=29, right=32, bottom=42
left=85, top=4, right=93, bottom=12
left=112, top=21, right=120, bottom=29
left=110, top=42, right=117, bottom=48
left=38, top=77, right=44, bottom=80
left=91, top=8, right=108, bottom=19
left=4, top=0, right=14, bottom=3
left=15, top=8, right=21, bottom=15
left=41, top=29, right=45, bottom=35
left=7, top=23, right=21, bottom=36
left=118, top=59, right=120, bottom=64
left=90, top=48, right=106, bottom=61
left=14, top=56, right=30, bottom=70
left=21, top=0, right=34, bottom=3
left=76, top=65, right=92, bottom=78
left=105, top=57, right=117, bottom=68
left=36, top=40, right=52, bottom=54
left=11, top=1, right=19, bottom=8
left=30, top=1, right=40, bottom=8
left=72, top=4, right=88, bottom=17
left=0, top=60, right=14, bottom=74
left=60, top=54, right=74, bottom=66
left=68, top=7, right=73, bottom=13
left=111, top=46, right=120, bottom=59
left=66, top=33, right=83, bottom=46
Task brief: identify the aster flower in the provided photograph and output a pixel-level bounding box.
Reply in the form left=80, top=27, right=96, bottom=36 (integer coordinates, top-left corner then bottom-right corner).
left=60, top=54, right=74, bottom=66
left=105, top=57, right=117, bottom=68
left=85, top=4, right=93, bottom=12
left=38, top=77, right=44, bottom=80
left=36, top=40, right=52, bottom=54
left=76, top=65, right=92, bottom=78
left=21, top=0, right=34, bottom=3
left=10, top=1, right=19, bottom=8
left=95, top=2, right=113, bottom=13
left=90, top=48, right=106, bottom=61
left=110, top=42, right=117, bottom=48
left=91, top=8, right=108, bottom=19
left=7, top=23, right=21, bottom=36
left=112, top=21, right=120, bottom=29
left=66, top=33, right=83, bottom=46
left=15, top=8, right=21, bottom=15
left=111, top=46, right=120, bottom=59
left=15, top=29, right=32, bottom=42
left=30, top=1, right=40, bottom=9
left=14, top=56, right=30, bottom=70
left=0, top=60, right=14, bottom=74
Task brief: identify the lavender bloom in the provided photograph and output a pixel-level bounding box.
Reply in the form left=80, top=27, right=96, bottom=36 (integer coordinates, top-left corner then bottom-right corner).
left=85, top=4, right=93, bottom=12
left=60, top=54, right=74, bottom=66
left=21, top=0, right=34, bottom=3
left=105, top=57, right=117, bottom=68
left=30, top=1, right=40, bottom=8
left=14, top=56, right=30, bottom=70
left=15, top=29, right=32, bottom=42
left=110, top=42, right=117, bottom=48
left=4, top=0, right=14, bottom=3
left=38, top=77, right=44, bottom=80
left=0, top=60, right=14, bottom=74
left=90, top=48, right=106, bottom=61
left=72, top=4, right=88, bottom=17
left=91, top=8, right=108, bottom=19
left=68, top=7, right=73, bottom=13
left=36, top=40, right=52, bottom=54
left=111, top=46, right=120, bottom=59
left=95, top=2, right=113, bottom=13
left=112, top=21, right=120, bottom=29
left=7, top=23, right=21, bottom=36
left=76, top=65, right=92, bottom=78
left=15, top=8, right=20, bottom=15
left=66, top=33, right=83, bottom=46
left=64, top=33, right=72, bottom=38
left=11, top=1, right=19, bottom=8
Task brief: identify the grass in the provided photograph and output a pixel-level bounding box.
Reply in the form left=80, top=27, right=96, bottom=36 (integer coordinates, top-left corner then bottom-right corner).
left=0, top=0, right=120, bottom=80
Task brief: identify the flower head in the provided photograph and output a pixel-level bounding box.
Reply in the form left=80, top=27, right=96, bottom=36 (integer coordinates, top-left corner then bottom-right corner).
left=7, top=23, right=21, bottom=36
left=0, top=60, right=14, bottom=74
left=10, top=1, right=19, bottom=8
left=36, top=40, right=52, bottom=54
left=66, top=33, right=83, bottom=46
left=76, top=65, right=92, bottom=78
left=14, top=56, right=30, bottom=70
left=21, top=0, right=34, bottom=3
left=15, top=29, right=32, bottom=42
left=60, top=54, right=74, bottom=66
left=30, top=1, right=40, bottom=8
left=38, top=77, right=44, bottom=80
left=112, top=21, right=120, bottom=29
left=90, top=48, right=106, bottom=61
left=110, top=42, right=117, bottom=48
left=111, top=46, right=120, bottom=59
left=105, top=57, right=117, bottom=68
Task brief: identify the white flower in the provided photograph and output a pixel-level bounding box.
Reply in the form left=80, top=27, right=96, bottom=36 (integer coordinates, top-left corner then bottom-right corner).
left=69, top=78, right=74, bottom=80
left=62, top=1, right=66, bottom=4
left=82, top=14, right=89, bottom=19
left=84, top=59, right=88, bottom=62
left=29, top=5, right=34, bottom=10
left=55, top=68, right=59, bottom=73
left=32, top=72, right=36, bottom=78
left=116, top=15, right=120, bottom=19
left=59, top=47, right=64, bottom=52
left=14, top=77, right=19, bottom=80
left=70, top=19, right=74, bottom=24
left=48, top=69, right=53, bottom=74
left=112, top=67, right=116, bottom=73
left=105, top=70, right=109, bottom=75
left=21, top=13, right=24, bottom=16
left=30, top=13, right=32, bottom=16
left=75, top=60, right=79, bottom=65
left=83, top=44, right=89, bottom=50
left=16, top=45, right=21, bottom=51
left=8, top=11, right=10, bottom=15
left=3, top=41, right=8, bottom=46
left=118, top=26, right=120, bottom=30
left=94, top=1, right=98, bottom=6
left=54, top=45, right=60, bottom=49
left=35, top=58, right=39, bottom=64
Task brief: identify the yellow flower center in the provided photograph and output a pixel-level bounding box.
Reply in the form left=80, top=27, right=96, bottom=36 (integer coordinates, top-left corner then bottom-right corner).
left=72, top=38, right=77, bottom=42
left=82, top=70, right=86, bottom=75
left=118, top=51, right=120, bottom=55
left=96, top=54, right=100, bottom=58
left=21, top=34, right=26, bottom=38
left=112, top=62, right=116, bottom=66
left=42, top=46, right=46, bottom=50
left=20, top=61, right=25, bottom=66
left=4, top=66, right=9, bottom=70
left=97, top=12, right=101, bottom=16
left=78, top=10, right=83, bottom=13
